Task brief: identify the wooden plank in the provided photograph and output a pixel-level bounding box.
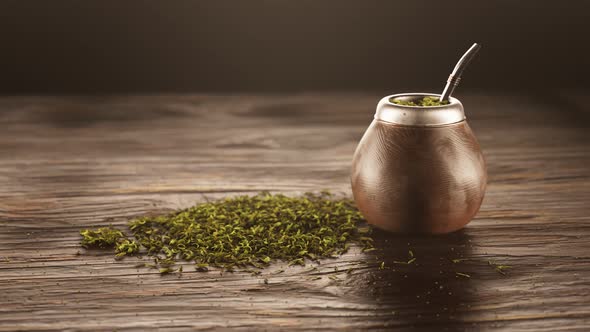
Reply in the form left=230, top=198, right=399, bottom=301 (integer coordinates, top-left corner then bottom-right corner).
left=0, top=93, right=589, bottom=331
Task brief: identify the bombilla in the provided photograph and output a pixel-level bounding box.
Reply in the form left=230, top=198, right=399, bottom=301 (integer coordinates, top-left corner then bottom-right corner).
left=440, top=43, right=481, bottom=102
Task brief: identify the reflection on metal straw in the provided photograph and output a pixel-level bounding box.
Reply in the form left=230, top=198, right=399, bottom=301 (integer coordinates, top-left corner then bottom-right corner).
left=440, top=43, right=481, bottom=102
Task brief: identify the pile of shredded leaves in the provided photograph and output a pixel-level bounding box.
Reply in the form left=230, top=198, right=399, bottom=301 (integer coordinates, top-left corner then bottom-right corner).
left=80, top=192, right=373, bottom=273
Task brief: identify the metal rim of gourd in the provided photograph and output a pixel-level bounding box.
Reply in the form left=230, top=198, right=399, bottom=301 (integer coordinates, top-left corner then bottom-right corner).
left=374, top=93, right=465, bottom=127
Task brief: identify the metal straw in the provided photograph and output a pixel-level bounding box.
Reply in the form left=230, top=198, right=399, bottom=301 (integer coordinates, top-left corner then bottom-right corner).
left=440, top=43, right=481, bottom=102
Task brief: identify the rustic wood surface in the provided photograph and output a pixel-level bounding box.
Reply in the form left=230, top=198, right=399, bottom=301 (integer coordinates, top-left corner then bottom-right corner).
left=0, top=93, right=589, bottom=331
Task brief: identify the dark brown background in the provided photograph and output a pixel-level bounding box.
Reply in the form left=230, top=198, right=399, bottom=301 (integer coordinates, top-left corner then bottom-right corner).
left=1, top=0, right=589, bottom=94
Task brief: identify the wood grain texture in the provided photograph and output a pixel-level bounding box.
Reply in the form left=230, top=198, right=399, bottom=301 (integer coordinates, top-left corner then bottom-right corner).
left=0, top=93, right=589, bottom=331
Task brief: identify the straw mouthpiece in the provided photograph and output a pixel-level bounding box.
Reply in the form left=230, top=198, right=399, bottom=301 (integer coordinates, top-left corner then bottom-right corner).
left=440, top=43, right=481, bottom=102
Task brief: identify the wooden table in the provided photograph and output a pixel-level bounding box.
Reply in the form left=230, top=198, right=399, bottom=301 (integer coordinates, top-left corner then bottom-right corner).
left=1, top=93, right=589, bottom=331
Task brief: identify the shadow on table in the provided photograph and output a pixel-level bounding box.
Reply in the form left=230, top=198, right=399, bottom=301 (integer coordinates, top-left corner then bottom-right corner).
left=348, top=229, right=478, bottom=330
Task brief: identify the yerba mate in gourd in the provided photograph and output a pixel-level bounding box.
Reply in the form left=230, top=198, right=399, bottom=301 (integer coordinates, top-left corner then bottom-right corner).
left=351, top=43, right=486, bottom=234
